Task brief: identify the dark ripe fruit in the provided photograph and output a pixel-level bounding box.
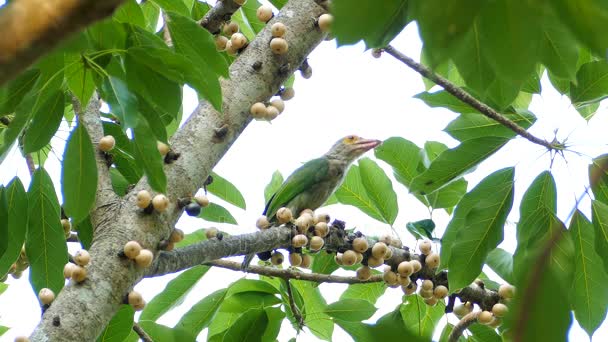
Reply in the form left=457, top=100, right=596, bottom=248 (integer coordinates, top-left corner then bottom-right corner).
left=157, top=141, right=170, bottom=156
left=185, top=202, right=202, bottom=216
left=317, top=14, right=333, bottom=32
left=194, top=195, right=210, bottom=207
left=421, top=279, right=434, bottom=291
left=300, top=66, right=312, bottom=79
left=135, top=249, right=153, bottom=267
left=256, top=5, right=273, bottom=22
left=71, top=265, right=87, bottom=283
left=492, top=303, right=508, bottom=317
left=276, top=207, right=293, bottom=223
left=280, top=87, right=295, bottom=101
left=300, top=254, right=312, bottom=268
left=342, top=250, right=357, bottom=266
left=309, top=236, right=324, bottom=251
left=419, top=239, right=432, bottom=255
left=169, top=229, right=184, bottom=243
left=215, top=35, right=228, bottom=51
left=230, top=33, right=247, bottom=50
left=478, top=311, right=494, bottom=325
left=99, top=135, right=115, bottom=152
left=402, top=282, right=417, bottom=295
left=356, top=266, right=372, bottom=281
left=314, top=222, right=328, bottom=237
left=223, top=21, right=239, bottom=36
left=371, top=242, right=388, bottom=259
left=397, top=261, right=413, bottom=277
left=128, top=291, right=144, bottom=307
left=424, top=296, right=438, bottom=306
left=425, top=253, right=440, bottom=269
left=433, top=285, right=448, bottom=299
left=256, top=216, right=270, bottom=229
left=289, top=253, right=302, bottom=266
left=152, top=194, right=169, bottom=212
left=313, top=213, right=330, bottom=224
left=410, top=259, right=422, bottom=273
left=352, top=237, right=368, bottom=253
left=124, top=241, right=142, bottom=259
left=334, top=253, right=343, bottom=265
left=271, top=22, right=287, bottom=37
left=136, top=190, right=152, bottom=209
left=383, top=270, right=398, bottom=286
left=292, top=234, right=308, bottom=248
left=38, top=288, right=55, bottom=305
left=498, top=284, right=515, bottom=299
left=258, top=250, right=272, bottom=261
left=74, top=250, right=90, bottom=266
left=271, top=251, right=284, bottom=265
left=63, top=263, right=76, bottom=278
left=206, top=227, right=219, bottom=239
left=269, top=99, right=285, bottom=113
left=265, top=105, right=280, bottom=120
left=270, top=38, right=288, bottom=55
left=366, top=255, right=384, bottom=268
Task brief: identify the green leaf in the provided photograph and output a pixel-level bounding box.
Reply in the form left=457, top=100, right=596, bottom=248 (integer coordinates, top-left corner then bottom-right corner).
left=141, top=0, right=160, bottom=32
left=264, top=170, right=283, bottom=204
left=332, top=0, right=409, bottom=48
left=220, top=292, right=281, bottom=313
left=113, top=0, right=146, bottom=28
left=451, top=21, right=495, bottom=98
left=570, top=61, right=608, bottom=106
left=65, top=54, right=96, bottom=107
left=26, top=168, right=68, bottom=295
left=177, top=288, right=227, bottom=334
left=518, top=171, right=557, bottom=241
left=223, top=308, right=268, bottom=342
left=132, top=121, right=167, bottom=193
left=539, top=11, right=579, bottom=81
left=97, top=305, right=134, bottom=342
left=141, top=265, right=209, bottom=322
left=261, top=307, right=285, bottom=342
left=73, top=216, right=93, bottom=250
left=425, top=178, right=467, bottom=212
left=208, top=312, right=241, bottom=341
left=207, top=172, right=246, bottom=209
left=406, top=219, right=436, bottom=240
left=61, top=123, right=98, bottom=224
left=441, top=167, right=514, bottom=271
left=138, top=321, right=196, bottom=342
left=292, top=280, right=333, bottom=340
left=467, top=324, right=501, bottom=342
left=0, top=68, right=40, bottom=114
left=239, top=0, right=265, bottom=35
left=102, top=122, right=142, bottom=184
left=335, top=165, right=384, bottom=223
left=198, top=202, right=238, bottom=224
left=311, top=251, right=339, bottom=276
left=485, top=248, right=514, bottom=283
left=550, top=0, right=608, bottom=56
left=0, top=187, right=7, bottom=258
left=400, top=295, right=445, bottom=340
left=226, top=279, right=279, bottom=297
left=591, top=201, right=608, bottom=275
left=569, top=210, right=608, bottom=336
left=340, top=280, right=386, bottom=305
left=444, top=110, right=536, bottom=141
left=109, top=168, right=130, bottom=196
left=22, top=90, right=65, bottom=153
left=151, top=0, right=190, bottom=17
left=0, top=178, right=27, bottom=277
left=325, top=299, right=376, bottom=321
left=100, top=76, right=139, bottom=129
left=358, top=158, right=398, bottom=225
left=414, top=90, right=476, bottom=114
left=410, top=137, right=509, bottom=195
left=374, top=137, right=422, bottom=188
left=589, top=154, right=608, bottom=204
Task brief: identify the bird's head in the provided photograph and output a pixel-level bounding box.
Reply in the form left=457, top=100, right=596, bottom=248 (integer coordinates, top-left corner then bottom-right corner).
left=325, top=135, right=382, bottom=163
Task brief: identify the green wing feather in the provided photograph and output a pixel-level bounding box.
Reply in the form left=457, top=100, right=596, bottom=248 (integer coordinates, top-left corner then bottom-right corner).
left=264, top=157, right=330, bottom=219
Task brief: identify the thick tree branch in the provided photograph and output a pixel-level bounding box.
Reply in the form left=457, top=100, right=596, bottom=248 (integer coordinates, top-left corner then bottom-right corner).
left=206, top=259, right=384, bottom=284
left=449, top=311, right=479, bottom=342
left=31, top=1, right=327, bottom=340
left=382, top=45, right=560, bottom=151
left=0, top=0, right=126, bottom=86
left=199, top=0, right=244, bottom=34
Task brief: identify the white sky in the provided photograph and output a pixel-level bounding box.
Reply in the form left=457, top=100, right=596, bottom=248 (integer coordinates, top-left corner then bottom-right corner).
left=1, top=9, right=608, bottom=342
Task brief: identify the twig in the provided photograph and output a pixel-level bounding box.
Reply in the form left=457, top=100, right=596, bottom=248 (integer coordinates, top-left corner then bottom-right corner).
left=284, top=279, right=305, bottom=330
left=161, top=12, right=172, bottom=46
left=24, top=153, right=36, bottom=176
left=199, top=0, right=244, bottom=34
left=206, top=259, right=383, bottom=284
left=449, top=311, right=479, bottom=342
left=132, top=322, right=153, bottom=342
left=382, top=45, right=559, bottom=151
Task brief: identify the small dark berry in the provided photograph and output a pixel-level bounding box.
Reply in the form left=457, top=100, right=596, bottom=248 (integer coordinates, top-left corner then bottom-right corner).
left=257, top=250, right=272, bottom=261
left=185, top=203, right=201, bottom=216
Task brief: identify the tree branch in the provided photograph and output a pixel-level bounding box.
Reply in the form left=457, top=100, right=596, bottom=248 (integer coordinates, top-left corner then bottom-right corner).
left=132, top=322, right=153, bottom=342
left=449, top=311, right=479, bottom=342
left=199, top=0, right=244, bottom=34
left=0, top=0, right=126, bottom=86
left=206, top=259, right=384, bottom=284
left=284, top=279, right=305, bottom=331
left=382, top=45, right=559, bottom=151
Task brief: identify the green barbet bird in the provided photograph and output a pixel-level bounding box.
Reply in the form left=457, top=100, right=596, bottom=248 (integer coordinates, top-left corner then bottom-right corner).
left=243, top=135, right=382, bottom=268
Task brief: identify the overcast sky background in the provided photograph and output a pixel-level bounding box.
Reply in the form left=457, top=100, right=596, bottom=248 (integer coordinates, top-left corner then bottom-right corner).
left=1, top=3, right=608, bottom=341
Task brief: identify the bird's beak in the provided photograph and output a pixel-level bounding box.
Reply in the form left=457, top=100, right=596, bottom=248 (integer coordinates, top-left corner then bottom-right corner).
left=355, top=138, right=382, bottom=152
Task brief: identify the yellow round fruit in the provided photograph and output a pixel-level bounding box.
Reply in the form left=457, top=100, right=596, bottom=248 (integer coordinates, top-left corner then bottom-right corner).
left=271, top=251, right=284, bottom=265
left=98, top=135, right=115, bottom=152
left=292, top=234, right=308, bottom=248
left=356, top=266, right=372, bottom=281
left=492, top=303, right=508, bottom=317
left=398, top=275, right=411, bottom=286
left=425, top=253, right=440, bottom=269
left=61, top=219, right=71, bottom=237
left=276, top=207, right=293, bottom=224
left=371, top=242, right=388, bottom=259
left=270, top=38, right=288, bottom=55
left=421, top=279, right=434, bottom=291
left=128, top=291, right=144, bottom=307
left=223, top=21, right=239, bottom=36
left=300, top=254, right=312, bottom=268
left=271, top=22, right=287, bottom=37
left=366, top=255, right=384, bottom=268
left=206, top=227, right=219, bottom=239
left=289, top=253, right=302, bottom=266
left=433, top=285, right=448, bottom=299
left=397, top=261, right=414, bottom=277
left=309, top=236, right=324, bottom=251
left=352, top=237, right=368, bottom=253
left=269, top=99, right=285, bottom=113
left=63, top=262, right=76, bottom=279
left=498, top=284, right=515, bottom=299
left=152, top=194, right=169, bottom=212
left=342, top=250, right=357, bottom=266
left=225, top=40, right=238, bottom=56
left=132, top=300, right=146, bottom=311
left=256, top=216, right=270, bottom=229
left=136, top=190, right=152, bottom=209
left=256, top=5, right=273, bottom=22
left=419, top=239, right=432, bottom=255
left=402, top=282, right=417, bottom=295
left=314, top=222, right=328, bottom=237
left=265, top=105, right=280, bottom=121
left=478, top=311, right=494, bottom=325
left=124, top=241, right=142, bottom=259
left=157, top=141, right=170, bottom=156
left=135, top=249, right=153, bottom=268
left=74, top=250, right=90, bottom=266
left=334, top=253, right=343, bottom=265
left=38, top=288, right=55, bottom=305
left=280, top=87, right=295, bottom=101
left=169, top=229, right=184, bottom=243
left=317, top=14, right=333, bottom=32
left=410, top=259, right=422, bottom=273
left=215, top=35, right=228, bottom=50
left=313, top=213, right=329, bottom=224
left=230, top=32, right=247, bottom=50
left=383, top=270, right=398, bottom=286
left=424, top=296, right=438, bottom=306
left=71, top=265, right=87, bottom=283
left=194, top=194, right=210, bottom=208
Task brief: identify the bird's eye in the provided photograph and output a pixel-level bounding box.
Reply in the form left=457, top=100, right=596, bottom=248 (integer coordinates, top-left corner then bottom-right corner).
left=346, top=135, right=355, bottom=141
